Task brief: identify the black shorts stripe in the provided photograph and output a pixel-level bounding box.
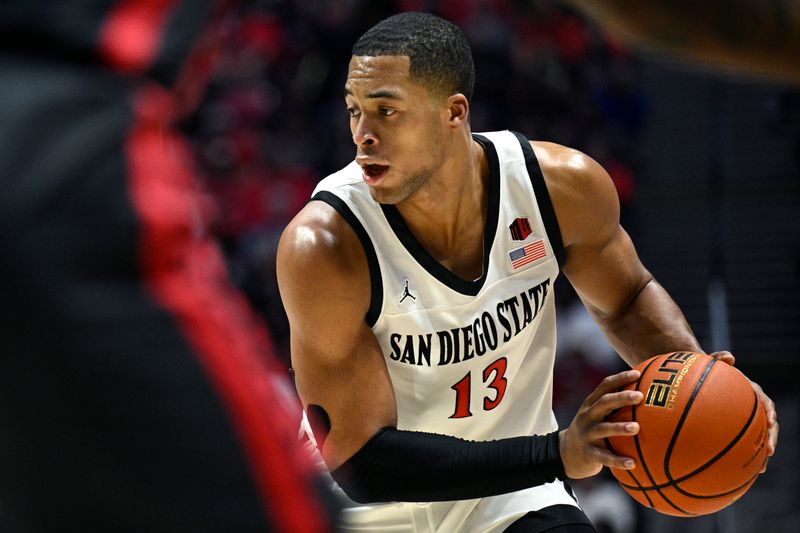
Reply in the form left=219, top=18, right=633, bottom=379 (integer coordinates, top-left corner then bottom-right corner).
left=505, top=504, right=595, bottom=532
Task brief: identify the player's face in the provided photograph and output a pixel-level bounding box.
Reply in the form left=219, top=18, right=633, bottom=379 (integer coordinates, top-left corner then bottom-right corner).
left=345, top=55, right=449, bottom=204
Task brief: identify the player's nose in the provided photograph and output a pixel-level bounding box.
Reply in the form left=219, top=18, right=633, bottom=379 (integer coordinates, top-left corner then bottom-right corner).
left=352, top=116, right=378, bottom=147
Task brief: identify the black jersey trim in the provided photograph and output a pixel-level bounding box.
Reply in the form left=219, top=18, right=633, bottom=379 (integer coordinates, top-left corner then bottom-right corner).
left=378, top=134, right=500, bottom=296
left=511, top=131, right=566, bottom=269
left=310, top=191, right=383, bottom=327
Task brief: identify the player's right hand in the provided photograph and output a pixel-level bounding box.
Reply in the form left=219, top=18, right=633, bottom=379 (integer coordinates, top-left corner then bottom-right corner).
left=558, top=370, right=643, bottom=479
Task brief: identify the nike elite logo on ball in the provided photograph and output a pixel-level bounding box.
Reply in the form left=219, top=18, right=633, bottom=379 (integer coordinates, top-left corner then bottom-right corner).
left=643, top=351, right=698, bottom=409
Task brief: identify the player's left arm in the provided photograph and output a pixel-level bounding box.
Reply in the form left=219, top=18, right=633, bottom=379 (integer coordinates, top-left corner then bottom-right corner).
left=532, top=140, right=778, bottom=463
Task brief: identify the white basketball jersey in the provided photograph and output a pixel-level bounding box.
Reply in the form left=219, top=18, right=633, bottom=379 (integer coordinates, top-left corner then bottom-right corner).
left=312, top=130, right=579, bottom=532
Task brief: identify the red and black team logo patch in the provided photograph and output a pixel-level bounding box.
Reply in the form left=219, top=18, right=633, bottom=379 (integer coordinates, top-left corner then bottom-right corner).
left=509, top=217, right=532, bottom=241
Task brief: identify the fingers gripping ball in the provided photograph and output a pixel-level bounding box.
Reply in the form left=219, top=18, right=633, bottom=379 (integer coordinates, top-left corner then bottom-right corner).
left=605, top=352, right=768, bottom=516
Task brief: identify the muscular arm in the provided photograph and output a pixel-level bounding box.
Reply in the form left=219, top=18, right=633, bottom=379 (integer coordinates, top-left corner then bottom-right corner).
left=536, top=140, right=779, bottom=466
left=277, top=201, right=396, bottom=470
left=534, top=141, right=702, bottom=367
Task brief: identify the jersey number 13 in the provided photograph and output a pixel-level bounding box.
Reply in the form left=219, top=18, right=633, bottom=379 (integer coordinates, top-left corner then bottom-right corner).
left=449, top=357, right=508, bottom=419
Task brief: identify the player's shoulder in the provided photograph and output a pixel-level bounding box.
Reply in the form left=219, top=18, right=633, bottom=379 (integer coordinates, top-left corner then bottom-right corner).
left=279, top=164, right=368, bottom=282
left=529, top=141, right=605, bottom=186
left=279, top=203, right=362, bottom=272
left=528, top=140, right=617, bottom=207
left=277, top=166, right=373, bottom=339
left=526, top=140, right=620, bottom=247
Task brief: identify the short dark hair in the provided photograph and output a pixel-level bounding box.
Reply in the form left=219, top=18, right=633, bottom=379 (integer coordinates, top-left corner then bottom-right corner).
left=352, top=12, right=475, bottom=100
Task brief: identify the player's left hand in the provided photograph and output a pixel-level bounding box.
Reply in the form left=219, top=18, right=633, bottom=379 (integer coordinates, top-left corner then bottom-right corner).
left=710, top=350, right=778, bottom=473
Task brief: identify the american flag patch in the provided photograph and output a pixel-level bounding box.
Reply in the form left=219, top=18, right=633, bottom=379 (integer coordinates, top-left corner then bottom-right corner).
left=509, top=239, right=547, bottom=269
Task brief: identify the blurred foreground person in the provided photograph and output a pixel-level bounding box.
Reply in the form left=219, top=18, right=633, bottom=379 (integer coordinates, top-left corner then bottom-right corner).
left=0, top=1, right=336, bottom=530
left=565, top=0, right=800, bottom=84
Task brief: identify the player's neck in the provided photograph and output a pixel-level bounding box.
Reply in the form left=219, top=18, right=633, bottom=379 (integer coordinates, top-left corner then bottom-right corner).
left=395, top=135, right=489, bottom=277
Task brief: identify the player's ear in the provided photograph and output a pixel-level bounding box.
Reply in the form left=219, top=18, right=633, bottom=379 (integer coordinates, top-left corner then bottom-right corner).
left=445, top=93, right=469, bottom=129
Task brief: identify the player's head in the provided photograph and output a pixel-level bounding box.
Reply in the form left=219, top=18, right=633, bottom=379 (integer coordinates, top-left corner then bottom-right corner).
left=352, top=12, right=475, bottom=101
left=345, top=12, right=476, bottom=204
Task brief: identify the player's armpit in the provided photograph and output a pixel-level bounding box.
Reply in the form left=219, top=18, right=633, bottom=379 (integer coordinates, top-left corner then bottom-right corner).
left=277, top=201, right=398, bottom=470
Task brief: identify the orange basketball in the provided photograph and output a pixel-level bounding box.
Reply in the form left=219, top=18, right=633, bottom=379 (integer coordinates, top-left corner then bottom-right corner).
left=605, top=352, right=768, bottom=516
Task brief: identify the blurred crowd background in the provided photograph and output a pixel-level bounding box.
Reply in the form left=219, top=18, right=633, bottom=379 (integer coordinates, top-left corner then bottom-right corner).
left=182, top=1, right=798, bottom=531
left=187, top=0, right=645, bottom=355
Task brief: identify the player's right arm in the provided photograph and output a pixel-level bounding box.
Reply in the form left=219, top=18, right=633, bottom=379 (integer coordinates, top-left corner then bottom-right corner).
left=278, top=200, right=643, bottom=503
left=277, top=200, right=397, bottom=471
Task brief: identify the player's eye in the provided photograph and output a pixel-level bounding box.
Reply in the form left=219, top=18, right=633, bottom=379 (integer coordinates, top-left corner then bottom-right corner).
left=379, top=107, right=395, bottom=116
left=346, top=107, right=361, bottom=118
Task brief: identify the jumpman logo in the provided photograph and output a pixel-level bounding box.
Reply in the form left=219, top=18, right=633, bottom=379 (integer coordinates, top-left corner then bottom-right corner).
left=399, top=279, right=416, bottom=304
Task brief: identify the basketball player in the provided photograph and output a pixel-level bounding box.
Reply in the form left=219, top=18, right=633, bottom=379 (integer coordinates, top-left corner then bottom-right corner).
left=277, top=12, right=778, bottom=532
left=0, top=1, right=335, bottom=530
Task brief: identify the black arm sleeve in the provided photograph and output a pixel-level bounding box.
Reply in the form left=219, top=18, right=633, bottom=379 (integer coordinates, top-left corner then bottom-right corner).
left=329, top=427, right=565, bottom=503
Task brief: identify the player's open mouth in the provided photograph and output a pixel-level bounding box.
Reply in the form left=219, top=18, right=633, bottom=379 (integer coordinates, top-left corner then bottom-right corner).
left=362, top=163, right=389, bottom=183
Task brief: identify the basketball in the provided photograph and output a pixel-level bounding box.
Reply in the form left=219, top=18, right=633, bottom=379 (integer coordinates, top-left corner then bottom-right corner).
left=605, top=352, right=768, bottom=516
